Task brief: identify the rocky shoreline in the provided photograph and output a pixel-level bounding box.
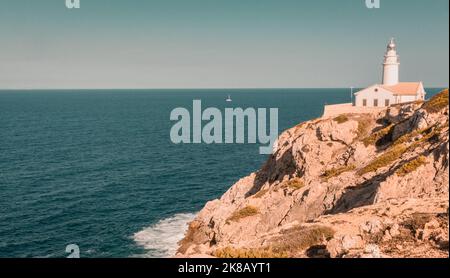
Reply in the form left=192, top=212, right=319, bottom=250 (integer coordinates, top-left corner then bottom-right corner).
left=177, top=89, right=449, bottom=258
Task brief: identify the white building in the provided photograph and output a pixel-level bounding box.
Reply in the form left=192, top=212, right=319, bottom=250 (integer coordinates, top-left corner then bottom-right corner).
left=354, top=38, right=426, bottom=107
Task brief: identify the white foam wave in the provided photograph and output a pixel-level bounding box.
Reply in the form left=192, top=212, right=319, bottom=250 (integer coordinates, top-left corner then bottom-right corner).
left=133, top=213, right=196, bottom=258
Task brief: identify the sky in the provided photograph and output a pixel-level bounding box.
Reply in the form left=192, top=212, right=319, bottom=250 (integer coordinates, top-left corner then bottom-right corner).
left=0, top=0, right=448, bottom=89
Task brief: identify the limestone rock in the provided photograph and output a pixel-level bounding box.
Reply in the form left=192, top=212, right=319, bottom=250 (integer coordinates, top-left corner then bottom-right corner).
left=176, top=90, right=449, bottom=258
left=327, top=235, right=365, bottom=258
left=361, top=244, right=382, bottom=258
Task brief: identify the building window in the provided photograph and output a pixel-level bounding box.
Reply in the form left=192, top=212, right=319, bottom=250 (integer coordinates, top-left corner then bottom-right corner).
left=375, top=88, right=379, bottom=92
left=363, top=99, right=367, bottom=107
left=374, top=99, right=378, bottom=107
left=385, top=99, right=390, bottom=107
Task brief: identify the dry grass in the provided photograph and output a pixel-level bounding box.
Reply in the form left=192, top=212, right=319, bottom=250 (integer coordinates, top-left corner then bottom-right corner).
left=294, top=122, right=308, bottom=131
left=393, top=125, right=437, bottom=146
left=395, top=156, right=428, bottom=177
left=363, top=124, right=446, bottom=177
left=271, top=225, right=335, bottom=255
left=227, top=206, right=259, bottom=223
left=213, top=246, right=287, bottom=258
left=392, top=124, right=445, bottom=153
left=362, top=124, right=395, bottom=147
left=282, top=178, right=305, bottom=190
left=393, top=130, right=420, bottom=147
left=358, top=144, right=409, bottom=175
left=422, top=89, right=449, bottom=113
left=253, top=189, right=268, bottom=199
left=422, top=125, right=445, bottom=144
left=402, top=213, right=434, bottom=234
left=301, top=145, right=311, bottom=153
left=333, top=114, right=349, bottom=124
left=322, top=165, right=356, bottom=181
left=356, top=120, right=370, bottom=138
left=353, top=114, right=374, bottom=140
left=407, top=125, right=443, bottom=152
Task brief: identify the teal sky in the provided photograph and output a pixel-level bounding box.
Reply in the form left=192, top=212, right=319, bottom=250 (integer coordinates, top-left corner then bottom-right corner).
left=0, top=0, right=448, bottom=89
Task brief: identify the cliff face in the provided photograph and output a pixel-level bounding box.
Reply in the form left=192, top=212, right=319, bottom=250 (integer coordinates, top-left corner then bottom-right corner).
left=177, top=89, right=449, bottom=258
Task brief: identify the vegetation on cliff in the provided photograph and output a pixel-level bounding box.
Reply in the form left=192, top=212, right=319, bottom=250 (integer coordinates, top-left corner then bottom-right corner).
left=226, top=206, right=259, bottom=223
left=422, top=89, right=449, bottom=113
left=177, top=89, right=449, bottom=259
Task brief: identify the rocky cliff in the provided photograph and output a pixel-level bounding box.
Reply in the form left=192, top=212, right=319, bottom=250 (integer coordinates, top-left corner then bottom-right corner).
left=177, top=89, right=449, bottom=258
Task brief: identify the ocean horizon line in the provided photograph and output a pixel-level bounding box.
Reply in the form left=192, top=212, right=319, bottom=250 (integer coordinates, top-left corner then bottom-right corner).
left=0, top=86, right=447, bottom=92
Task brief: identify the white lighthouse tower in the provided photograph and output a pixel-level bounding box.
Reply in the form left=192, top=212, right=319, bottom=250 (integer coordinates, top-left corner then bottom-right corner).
left=382, top=38, right=400, bottom=85
left=347, top=38, right=426, bottom=111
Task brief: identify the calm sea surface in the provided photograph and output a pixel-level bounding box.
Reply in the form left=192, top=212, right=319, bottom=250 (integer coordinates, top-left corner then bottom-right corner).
left=0, top=88, right=443, bottom=257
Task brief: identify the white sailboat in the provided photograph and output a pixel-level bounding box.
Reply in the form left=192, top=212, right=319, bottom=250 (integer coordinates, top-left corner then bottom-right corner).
left=226, top=95, right=232, bottom=102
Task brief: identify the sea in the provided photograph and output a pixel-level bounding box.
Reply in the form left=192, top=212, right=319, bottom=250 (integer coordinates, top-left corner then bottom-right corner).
left=0, top=88, right=444, bottom=258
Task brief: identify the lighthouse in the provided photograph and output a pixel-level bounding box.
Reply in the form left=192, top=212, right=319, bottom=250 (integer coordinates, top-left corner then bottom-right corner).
left=382, top=38, right=400, bottom=85
left=324, top=38, right=426, bottom=116
left=351, top=38, right=426, bottom=109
